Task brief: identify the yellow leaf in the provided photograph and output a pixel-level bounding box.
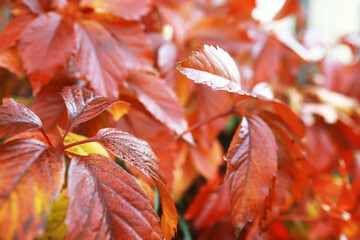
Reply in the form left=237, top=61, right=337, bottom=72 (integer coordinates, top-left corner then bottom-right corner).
left=108, top=101, right=130, bottom=121
left=63, top=131, right=110, bottom=157
left=39, top=189, right=68, bottom=240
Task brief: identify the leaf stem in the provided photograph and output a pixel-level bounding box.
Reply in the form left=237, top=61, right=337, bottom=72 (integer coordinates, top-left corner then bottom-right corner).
left=39, top=128, right=53, bottom=147
left=61, top=150, right=83, bottom=158
left=176, top=108, right=235, bottom=140
left=61, top=138, right=98, bottom=150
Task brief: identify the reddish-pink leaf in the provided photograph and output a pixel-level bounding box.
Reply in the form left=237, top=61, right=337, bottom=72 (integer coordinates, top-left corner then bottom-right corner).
left=0, top=98, right=43, bottom=138
left=115, top=105, right=178, bottom=188
left=66, top=154, right=162, bottom=240
left=74, top=20, right=127, bottom=98
left=80, top=0, right=152, bottom=20
left=0, top=139, right=65, bottom=240
left=177, top=45, right=242, bottom=93
left=60, top=86, right=121, bottom=130
left=0, top=14, right=35, bottom=52
left=96, top=128, right=166, bottom=183
left=224, top=115, right=277, bottom=233
left=126, top=70, right=193, bottom=143
left=189, top=84, right=233, bottom=141
left=18, top=12, right=75, bottom=94
left=31, top=78, right=73, bottom=134
left=185, top=177, right=229, bottom=228
left=22, top=0, right=42, bottom=14
left=101, top=19, right=153, bottom=70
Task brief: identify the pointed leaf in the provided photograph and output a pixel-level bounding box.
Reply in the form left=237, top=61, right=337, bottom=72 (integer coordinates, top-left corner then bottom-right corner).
left=0, top=98, right=43, bottom=138
left=224, top=115, right=277, bottom=232
left=66, top=154, right=162, bottom=240
left=154, top=179, right=178, bottom=240
left=18, top=12, right=75, bottom=93
left=96, top=128, right=166, bottom=183
left=80, top=0, right=151, bottom=20
left=60, top=86, right=121, bottom=130
left=127, top=70, right=193, bottom=143
left=0, top=139, right=65, bottom=240
left=176, top=45, right=242, bottom=93
left=74, top=20, right=127, bottom=98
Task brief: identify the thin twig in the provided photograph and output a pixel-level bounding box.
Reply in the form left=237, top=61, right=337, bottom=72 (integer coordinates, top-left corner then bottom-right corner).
left=176, top=108, right=235, bottom=140
left=61, top=138, right=98, bottom=150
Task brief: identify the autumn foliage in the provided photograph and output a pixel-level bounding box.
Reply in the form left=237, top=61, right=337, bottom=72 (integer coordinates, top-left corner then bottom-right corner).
left=0, top=0, right=360, bottom=239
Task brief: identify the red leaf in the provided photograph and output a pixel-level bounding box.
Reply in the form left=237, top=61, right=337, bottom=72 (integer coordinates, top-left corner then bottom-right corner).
left=0, top=139, right=65, bottom=240
left=185, top=177, right=229, bottom=229
left=74, top=20, right=127, bottom=98
left=177, top=45, right=242, bottom=93
left=189, top=84, right=233, bottom=141
left=80, top=0, right=152, bottom=20
left=0, top=14, right=35, bottom=52
left=66, top=154, right=162, bottom=240
left=115, top=105, right=178, bottom=187
left=224, top=115, right=277, bottom=233
left=60, top=86, right=120, bottom=130
left=0, top=98, right=43, bottom=138
left=228, top=0, right=257, bottom=17
left=18, top=12, right=75, bottom=94
left=189, top=139, right=223, bottom=180
left=126, top=70, right=193, bottom=143
left=101, top=19, right=153, bottom=70
left=96, top=128, right=166, bottom=183
left=31, top=78, right=73, bottom=134
left=274, top=0, right=301, bottom=20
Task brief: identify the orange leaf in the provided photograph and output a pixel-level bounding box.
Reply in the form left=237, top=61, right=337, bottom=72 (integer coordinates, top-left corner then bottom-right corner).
left=0, top=139, right=65, bottom=240
left=154, top=179, right=178, bottom=240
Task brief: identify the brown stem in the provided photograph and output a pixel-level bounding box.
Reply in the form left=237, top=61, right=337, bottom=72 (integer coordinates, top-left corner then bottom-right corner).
left=176, top=108, right=236, bottom=140
left=61, top=137, right=98, bottom=150
left=39, top=128, right=53, bottom=147
left=62, top=150, right=83, bottom=158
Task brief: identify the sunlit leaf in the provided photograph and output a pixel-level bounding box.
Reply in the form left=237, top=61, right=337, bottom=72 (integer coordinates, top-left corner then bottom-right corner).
left=177, top=45, right=242, bottom=93
left=0, top=139, right=65, bottom=240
